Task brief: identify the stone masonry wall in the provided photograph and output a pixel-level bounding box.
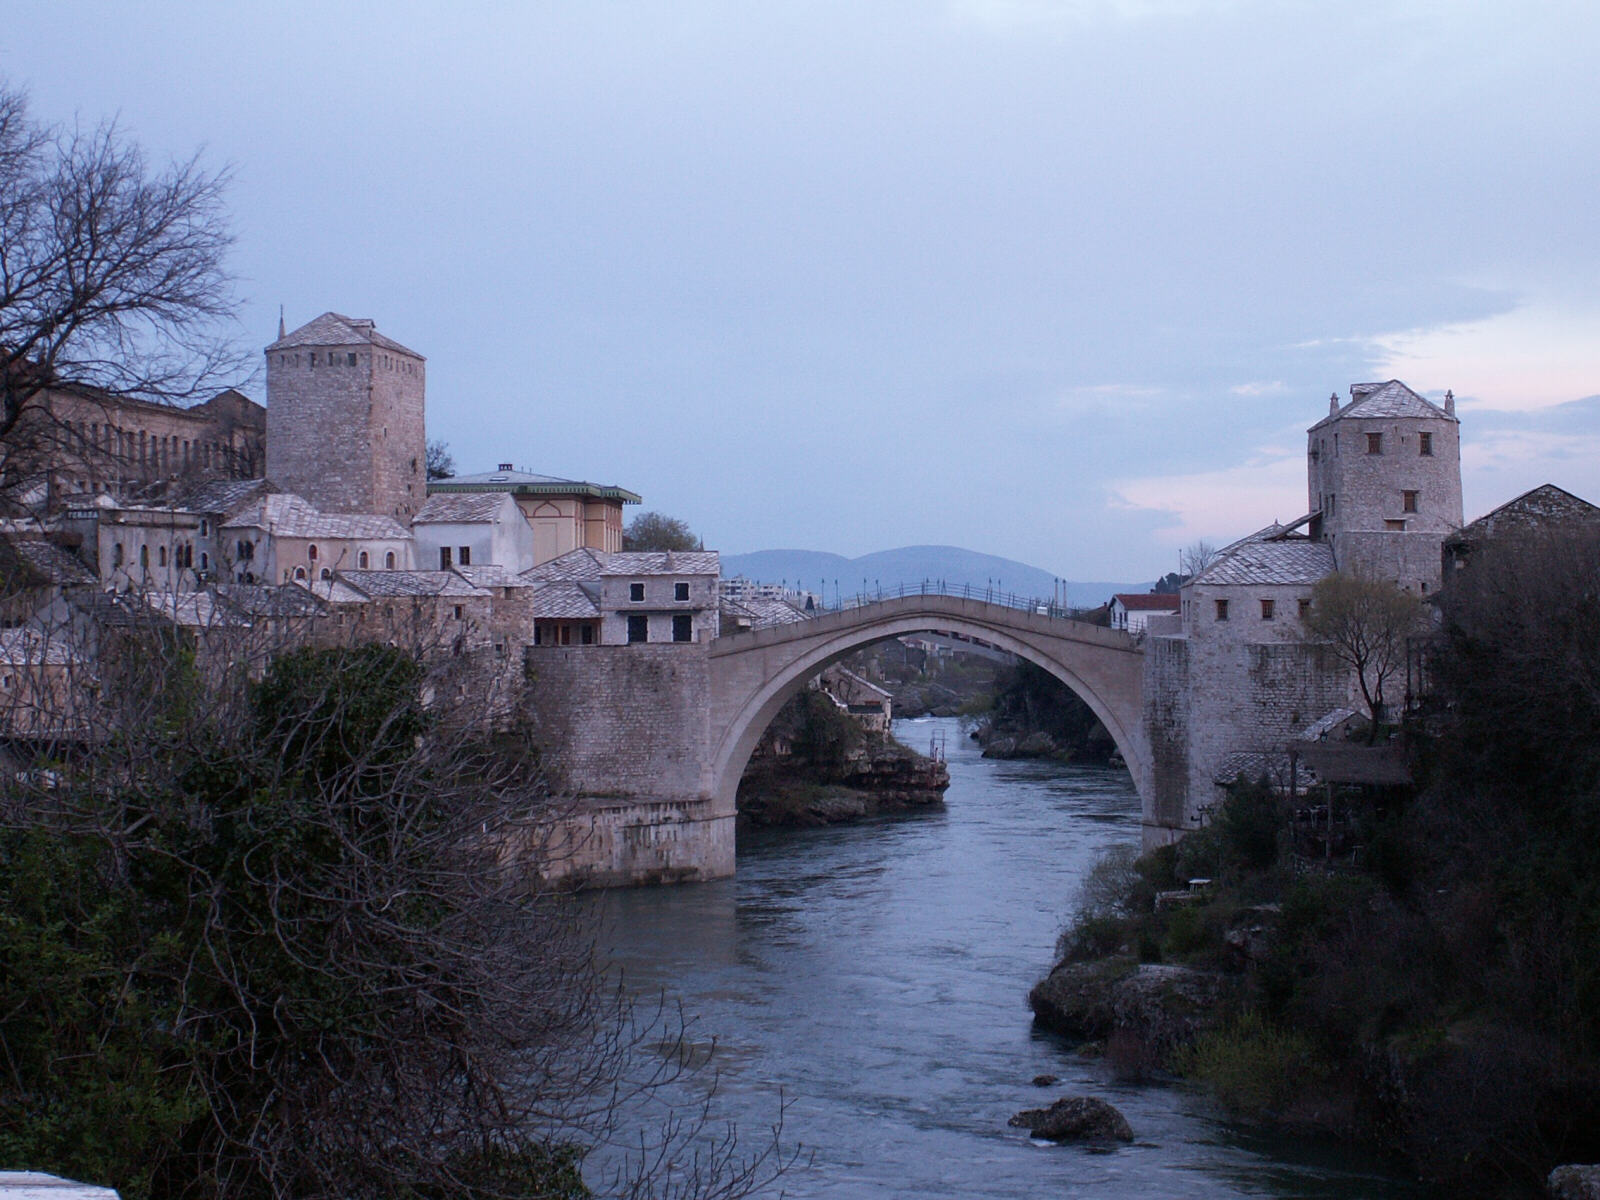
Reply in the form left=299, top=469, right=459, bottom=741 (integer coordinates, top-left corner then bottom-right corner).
left=1143, top=633, right=1191, bottom=833
left=522, top=642, right=712, bottom=799
left=266, top=344, right=375, bottom=514
left=367, top=350, right=426, bottom=521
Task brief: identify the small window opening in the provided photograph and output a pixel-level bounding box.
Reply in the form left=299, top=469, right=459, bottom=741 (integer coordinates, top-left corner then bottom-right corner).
left=672, top=614, right=693, bottom=642
left=1367, top=432, right=1383, bottom=454
left=459, top=546, right=471, bottom=566
left=359, top=551, right=369, bottom=569
left=440, top=547, right=452, bottom=569
left=1298, top=598, right=1312, bottom=620
left=1214, top=598, right=1229, bottom=621
left=627, top=614, right=649, bottom=643
left=1259, top=598, right=1274, bottom=620
left=1419, top=432, right=1433, bottom=456
left=674, top=581, right=689, bottom=601
left=1403, top=490, right=1419, bottom=513
left=629, top=582, right=645, bottom=602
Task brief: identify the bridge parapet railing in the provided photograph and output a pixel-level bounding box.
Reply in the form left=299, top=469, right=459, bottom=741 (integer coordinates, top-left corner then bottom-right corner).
left=807, top=580, right=1100, bottom=623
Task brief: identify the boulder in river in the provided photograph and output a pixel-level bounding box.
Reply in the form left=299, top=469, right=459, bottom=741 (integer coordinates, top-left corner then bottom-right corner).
left=1031, top=1073, right=1059, bottom=1087
left=1009, top=1096, right=1134, bottom=1143
left=1028, top=958, right=1222, bottom=1064
left=1550, top=1165, right=1600, bottom=1200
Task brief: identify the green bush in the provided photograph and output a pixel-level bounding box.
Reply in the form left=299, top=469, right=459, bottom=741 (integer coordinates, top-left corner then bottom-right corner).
left=1185, top=1013, right=1328, bottom=1117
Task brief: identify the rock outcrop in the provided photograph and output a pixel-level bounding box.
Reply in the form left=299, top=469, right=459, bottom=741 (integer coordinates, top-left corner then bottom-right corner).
left=1008, top=1096, right=1134, bottom=1143
left=1550, top=1165, right=1600, bottom=1200
left=1028, top=959, right=1222, bottom=1063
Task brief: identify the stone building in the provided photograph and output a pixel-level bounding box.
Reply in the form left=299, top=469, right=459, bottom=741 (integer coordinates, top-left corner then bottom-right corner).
left=265, top=313, right=426, bottom=520
left=221, top=493, right=413, bottom=584
left=411, top=491, right=537, bottom=573
left=5, top=383, right=264, bottom=515
left=1305, top=380, right=1462, bottom=594
left=427, top=465, right=639, bottom=565
left=521, top=546, right=721, bottom=645
left=1144, top=380, right=1465, bottom=837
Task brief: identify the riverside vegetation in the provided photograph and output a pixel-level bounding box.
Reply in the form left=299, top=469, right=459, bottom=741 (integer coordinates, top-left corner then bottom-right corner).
left=1030, top=529, right=1600, bottom=1197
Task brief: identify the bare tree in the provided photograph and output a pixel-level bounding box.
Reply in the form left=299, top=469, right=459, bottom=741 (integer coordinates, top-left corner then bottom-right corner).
left=426, top=437, right=456, bottom=480
left=1301, top=571, right=1428, bottom=736
left=1179, top=540, right=1217, bottom=581
left=0, top=82, right=247, bottom=510
left=0, top=602, right=786, bottom=1199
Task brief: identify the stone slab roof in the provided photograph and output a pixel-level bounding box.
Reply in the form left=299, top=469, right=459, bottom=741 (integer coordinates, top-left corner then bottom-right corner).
left=733, top=594, right=810, bottom=628
left=142, top=591, right=250, bottom=629
left=521, top=547, right=609, bottom=583
left=0, top=628, right=82, bottom=665
left=454, top=564, right=535, bottom=589
left=601, top=550, right=720, bottom=577
left=267, top=312, right=422, bottom=359
left=2, top=536, right=96, bottom=587
left=1444, top=483, right=1600, bottom=548
left=1192, top=537, right=1334, bottom=587
left=222, top=494, right=410, bottom=541
left=170, top=477, right=274, bottom=518
left=1113, top=593, right=1181, bottom=611
left=213, top=583, right=327, bottom=618
left=413, top=493, right=510, bottom=524
left=530, top=581, right=601, bottom=619
left=298, top=578, right=373, bottom=605
left=0, top=1171, right=120, bottom=1200
left=335, top=569, right=489, bottom=599
left=1308, top=379, right=1455, bottom=431
left=1299, top=707, right=1361, bottom=741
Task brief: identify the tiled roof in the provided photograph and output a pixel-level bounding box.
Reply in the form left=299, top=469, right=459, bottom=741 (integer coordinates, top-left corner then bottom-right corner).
left=0, top=627, right=82, bottom=665
left=222, top=493, right=410, bottom=541
left=1113, top=593, right=1181, bottom=611
left=2, top=536, right=96, bottom=587
left=142, top=591, right=250, bottom=629
left=170, top=477, right=274, bottom=518
left=734, top=594, right=809, bottom=628
left=267, top=312, right=422, bottom=358
left=1445, top=483, right=1600, bottom=547
left=1308, top=380, right=1455, bottom=431
left=1192, top=537, right=1334, bottom=587
left=413, top=493, right=510, bottom=524
left=530, top=581, right=602, bottom=619
left=454, top=564, right=535, bottom=589
left=334, top=570, right=490, bottom=599
left=1299, top=707, right=1361, bottom=741
left=298, top=578, right=373, bottom=605
left=522, top=547, right=609, bottom=583
left=213, top=583, right=327, bottom=618
left=601, top=550, right=720, bottom=577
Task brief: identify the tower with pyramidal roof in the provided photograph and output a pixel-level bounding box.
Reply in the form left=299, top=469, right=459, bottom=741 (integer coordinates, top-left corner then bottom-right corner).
left=265, top=313, right=426, bottom=520
left=1306, top=380, right=1462, bottom=593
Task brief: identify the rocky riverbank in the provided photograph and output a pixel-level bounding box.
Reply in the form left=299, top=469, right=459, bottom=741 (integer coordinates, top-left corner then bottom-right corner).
left=738, top=741, right=949, bottom=828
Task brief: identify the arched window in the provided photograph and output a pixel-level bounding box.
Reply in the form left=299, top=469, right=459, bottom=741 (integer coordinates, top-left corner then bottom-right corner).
left=319, top=568, right=331, bottom=580
left=112, top=543, right=124, bottom=567
left=384, top=551, right=396, bottom=570
left=158, top=545, right=167, bottom=567
left=293, top=566, right=306, bottom=581
left=358, top=551, right=370, bottom=569
left=139, top=545, right=149, bottom=568
left=308, top=544, right=319, bottom=562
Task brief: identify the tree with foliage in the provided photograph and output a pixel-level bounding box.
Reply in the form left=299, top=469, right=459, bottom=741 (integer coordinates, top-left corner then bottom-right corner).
left=425, top=437, right=456, bottom=480
left=0, top=82, right=245, bottom=510
left=0, top=622, right=782, bottom=1199
left=623, top=511, right=699, bottom=552
left=1301, top=571, right=1428, bottom=735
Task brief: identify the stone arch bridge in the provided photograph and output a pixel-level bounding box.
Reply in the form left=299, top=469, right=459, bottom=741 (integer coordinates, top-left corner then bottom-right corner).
left=525, top=594, right=1152, bottom=886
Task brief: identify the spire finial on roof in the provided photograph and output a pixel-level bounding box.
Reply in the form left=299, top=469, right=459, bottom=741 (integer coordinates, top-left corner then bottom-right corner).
left=1329, top=391, right=1339, bottom=415
left=278, top=305, right=285, bottom=340
left=1444, top=389, right=1455, bottom=415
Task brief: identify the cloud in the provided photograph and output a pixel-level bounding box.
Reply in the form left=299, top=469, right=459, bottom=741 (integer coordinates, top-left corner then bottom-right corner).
left=1229, top=380, right=1288, bottom=397
left=1374, top=295, right=1600, bottom=413
left=1108, top=447, right=1306, bottom=548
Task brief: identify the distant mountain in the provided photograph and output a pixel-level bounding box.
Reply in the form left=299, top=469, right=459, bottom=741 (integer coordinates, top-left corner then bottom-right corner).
left=720, top=544, right=1146, bottom=609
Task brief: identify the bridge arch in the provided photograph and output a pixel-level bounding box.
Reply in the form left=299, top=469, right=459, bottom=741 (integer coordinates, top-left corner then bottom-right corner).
left=707, top=596, right=1148, bottom=827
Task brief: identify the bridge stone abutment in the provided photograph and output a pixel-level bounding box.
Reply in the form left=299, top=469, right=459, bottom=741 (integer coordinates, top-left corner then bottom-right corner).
left=708, top=595, right=1151, bottom=839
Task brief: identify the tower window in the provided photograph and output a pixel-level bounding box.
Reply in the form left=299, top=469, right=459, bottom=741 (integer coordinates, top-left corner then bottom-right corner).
left=1385, top=519, right=1406, bottom=531
left=1403, top=490, right=1419, bottom=513
left=347, top=352, right=357, bottom=366
left=1259, top=598, right=1274, bottom=620
left=1419, top=432, right=1433, bottom=456
left=1367, top=432, right=1383, bottom=454
left=1214, top=598, right=1229, bottom=621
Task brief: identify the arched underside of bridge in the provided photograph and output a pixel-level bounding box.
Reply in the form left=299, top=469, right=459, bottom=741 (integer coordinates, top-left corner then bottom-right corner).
left=708, top=596, right=1150, bottom=827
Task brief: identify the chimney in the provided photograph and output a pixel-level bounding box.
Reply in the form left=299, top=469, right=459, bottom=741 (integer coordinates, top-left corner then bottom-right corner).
left=1329, top=392, right=1339, bottom=415
left=1443, top=389, right=1455, bottom=416
left=497, top=463, right=514, bottom=472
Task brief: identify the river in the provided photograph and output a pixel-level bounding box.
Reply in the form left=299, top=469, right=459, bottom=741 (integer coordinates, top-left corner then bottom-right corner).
left=592, top=716, right=1427, bottom=1199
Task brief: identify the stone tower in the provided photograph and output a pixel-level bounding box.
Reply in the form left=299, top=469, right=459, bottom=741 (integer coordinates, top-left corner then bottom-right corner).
left=265, top=313, right=426, bottom=519
left=1305, top=380, right=1462, bottom=593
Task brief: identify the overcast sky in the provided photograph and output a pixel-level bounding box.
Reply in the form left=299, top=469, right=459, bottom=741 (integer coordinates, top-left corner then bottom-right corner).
left=7, top=1, right=1598, bottom=579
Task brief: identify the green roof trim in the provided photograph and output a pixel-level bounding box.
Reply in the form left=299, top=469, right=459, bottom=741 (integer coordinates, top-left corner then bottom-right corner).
left=427, top=480, right=641, bottom=504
